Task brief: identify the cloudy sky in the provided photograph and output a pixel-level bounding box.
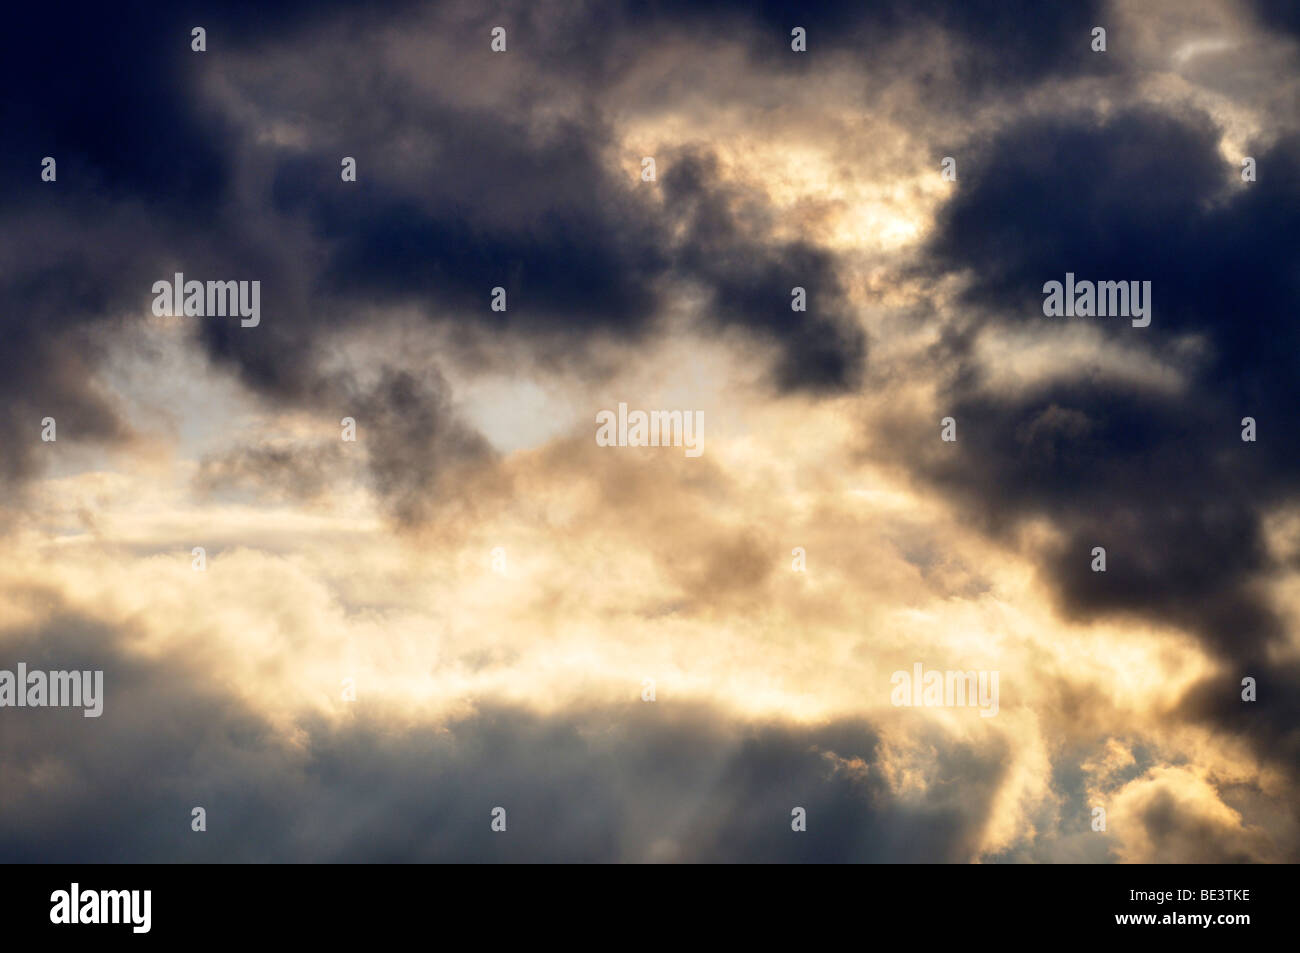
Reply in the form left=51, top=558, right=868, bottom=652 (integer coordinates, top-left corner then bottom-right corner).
left=1, top=0, right=1298, bottom=862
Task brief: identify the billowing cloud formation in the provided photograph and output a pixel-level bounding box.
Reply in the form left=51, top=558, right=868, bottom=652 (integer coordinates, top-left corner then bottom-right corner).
left=914, top=106, right=1300, bottom=781
left=0, top=610, right=1008, bottom=863
left=1, top=0, right=1298, bottom=863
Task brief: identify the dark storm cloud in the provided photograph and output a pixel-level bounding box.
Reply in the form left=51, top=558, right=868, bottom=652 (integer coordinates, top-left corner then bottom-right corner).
left=0, top=1, right=400, bottom=490
left=355, top=368, right=496, bottom=525
left=235, top=0, right=1115, bottom=396
left=0, top=2, right=497, bottom=509
left=259, top=101, right=865, bottom=393
left=1132, top=788, right=1261, bottom=864
left=195, top=441, right=349, bottom=503
left=0, top=607, right=1003, bottom=862
left=912, top=106, right=1300, bottom=777
left=664, top=150, right=865, bottom=392
left=1, top=0, right=1121, bottom=499
left=0, top=0, right=901, bottom=498
left=1250, top=0, right=1300, bottom=37
left=340, top=0, right=1114, bottom=93
left=192, top=367, right=495, bottom=522
left=1175, top=658, right=1300, bottom=804
left=606, top=0, right=1114, bottom=88
left=266, top=109, right=670, bottom=337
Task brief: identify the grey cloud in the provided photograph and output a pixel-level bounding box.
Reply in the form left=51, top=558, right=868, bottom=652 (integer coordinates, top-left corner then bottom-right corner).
left=0, top=607, right=1006, bottom=863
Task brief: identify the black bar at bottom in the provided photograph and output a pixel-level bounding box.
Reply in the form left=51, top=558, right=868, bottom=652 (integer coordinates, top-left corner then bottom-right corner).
left=4, top=863, right=1286, bottom=941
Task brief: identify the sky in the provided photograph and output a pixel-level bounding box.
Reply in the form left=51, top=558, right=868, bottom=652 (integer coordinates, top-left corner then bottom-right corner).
left=1, top=0, right=1298, bottom=862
